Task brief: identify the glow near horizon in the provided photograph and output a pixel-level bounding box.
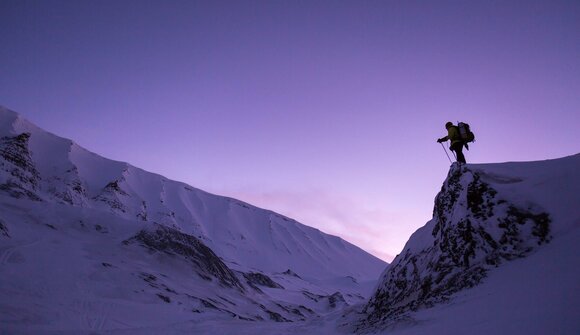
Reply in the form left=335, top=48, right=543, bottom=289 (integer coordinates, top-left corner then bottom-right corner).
left=1, top=1, right=579, bottom=261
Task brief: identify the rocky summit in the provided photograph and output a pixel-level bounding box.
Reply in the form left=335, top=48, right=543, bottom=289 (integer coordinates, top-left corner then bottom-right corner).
left=358, top=156, right=579, bottom=333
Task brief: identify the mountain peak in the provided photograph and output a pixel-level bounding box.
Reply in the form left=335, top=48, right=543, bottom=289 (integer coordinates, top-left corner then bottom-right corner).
left=0, top=106, right=386, bottom=279
left=0, top=106, right=389, bottom=331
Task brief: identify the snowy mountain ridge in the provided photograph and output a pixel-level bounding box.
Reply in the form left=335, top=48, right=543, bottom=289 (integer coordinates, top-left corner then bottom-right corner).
left=0, top=106, right=385, bottom=281
left=0, top=105, right=386, bottom=332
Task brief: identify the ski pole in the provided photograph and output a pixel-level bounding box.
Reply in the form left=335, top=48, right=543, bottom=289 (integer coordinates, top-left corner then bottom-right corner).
left=440, top=142, right=453, bottom=163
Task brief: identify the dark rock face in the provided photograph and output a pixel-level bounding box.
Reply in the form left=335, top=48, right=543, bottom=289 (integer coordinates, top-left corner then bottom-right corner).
left=0, top=133, right=42, bottom=200
left=244, top=272, right=284, bottom=290
left=266, top=310, right=291, bottom=322
left=328, top=292, right=347, bottom=309
left=0, top=131, right=134, bottom=213
left=124, top=225, right=244, bottom=291
left=301, top=290, right=348, bottom=310
left=360, top=164, right=551, bottom=330
left=282, top=269, right=301, bottom=279
left=0, top=219, right=9, bottom=237
left=93, top=179, right=129, bottom=212
left=0, top=133, right=36, bottom=176
left=46, top=166, right=87, bottom=206
left=136, top=201, right=148, bottom=221
left=0, top=132, right=88, bottom=205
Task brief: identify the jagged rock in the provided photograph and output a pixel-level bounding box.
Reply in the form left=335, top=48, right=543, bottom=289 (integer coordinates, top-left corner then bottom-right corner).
left=94, top=224, right=108, bottom=233
left=124, top=225, right=244, bottom=291
left=361, top=164, right=552, bottom=329
left=139, top=272, right=159, bottom=288
left=282, top=269, right=301, bottom=279
left=0, top=182, right=42, bottom=201
left=93, top=179, right=129, bottom=212
left=302, top=291, right=325, bottom=302
left=0, top=132, right=85, bottom=205
left=275, top=303, right=306, bottom=319
left=200, top=298, right=219, bottom=309
left=328, top=292, right=347, bottom=309
left=301, top=290, right=347, bottom=309
left=136, top=201, right=148, bottom=221
left=243, top=272, right=284, bottom=289
left=0, top=133, right=41, bottom=200
left=0, top=219, right=9, bottom=237
left=0, top=133, right=37, bottom=175
left=103, top=180, right=128, bottom=195
left=156, top=294, right=171, bottom=303
left=265, top=310, right=291, bottom=322
left=298, top=305, right=316, bottom=315
left=46, top=166, right=87, bottom=205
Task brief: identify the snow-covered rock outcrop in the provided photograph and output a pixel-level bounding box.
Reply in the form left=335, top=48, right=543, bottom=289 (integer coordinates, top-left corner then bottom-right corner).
left=359, top=155, right=580, bottom=332
left=123, top=224, right=246, bottom=291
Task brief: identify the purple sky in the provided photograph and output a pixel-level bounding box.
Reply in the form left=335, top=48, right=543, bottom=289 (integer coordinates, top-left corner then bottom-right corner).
left=1, top=0, right=579, bottom=261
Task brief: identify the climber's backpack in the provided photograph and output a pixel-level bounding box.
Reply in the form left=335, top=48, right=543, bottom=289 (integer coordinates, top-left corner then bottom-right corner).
left=457, top=122, right=475, bottom=143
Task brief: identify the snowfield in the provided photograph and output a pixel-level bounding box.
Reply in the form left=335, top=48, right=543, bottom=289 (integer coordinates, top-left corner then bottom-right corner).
left=0, top=105, right=579, bottom=334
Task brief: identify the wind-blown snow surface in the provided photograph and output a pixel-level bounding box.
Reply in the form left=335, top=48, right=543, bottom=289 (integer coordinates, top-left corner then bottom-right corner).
left=0, top=106, right=386, bottom=334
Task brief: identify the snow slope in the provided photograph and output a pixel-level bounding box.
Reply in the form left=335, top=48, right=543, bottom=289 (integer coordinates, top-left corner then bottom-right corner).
left=0, top=105, right=386, bottom=334
left=1, top=103, right=578, bottom=335
left=0, top=106, right=385, bottom=281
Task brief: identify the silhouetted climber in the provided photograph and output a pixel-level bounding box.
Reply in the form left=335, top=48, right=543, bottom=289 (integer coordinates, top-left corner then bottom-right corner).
left=437, top=122, right=466, bottom=164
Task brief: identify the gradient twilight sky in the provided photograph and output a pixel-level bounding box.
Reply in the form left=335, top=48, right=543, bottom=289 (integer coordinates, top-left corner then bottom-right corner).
left=1, top=1, right=579, bottom=261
